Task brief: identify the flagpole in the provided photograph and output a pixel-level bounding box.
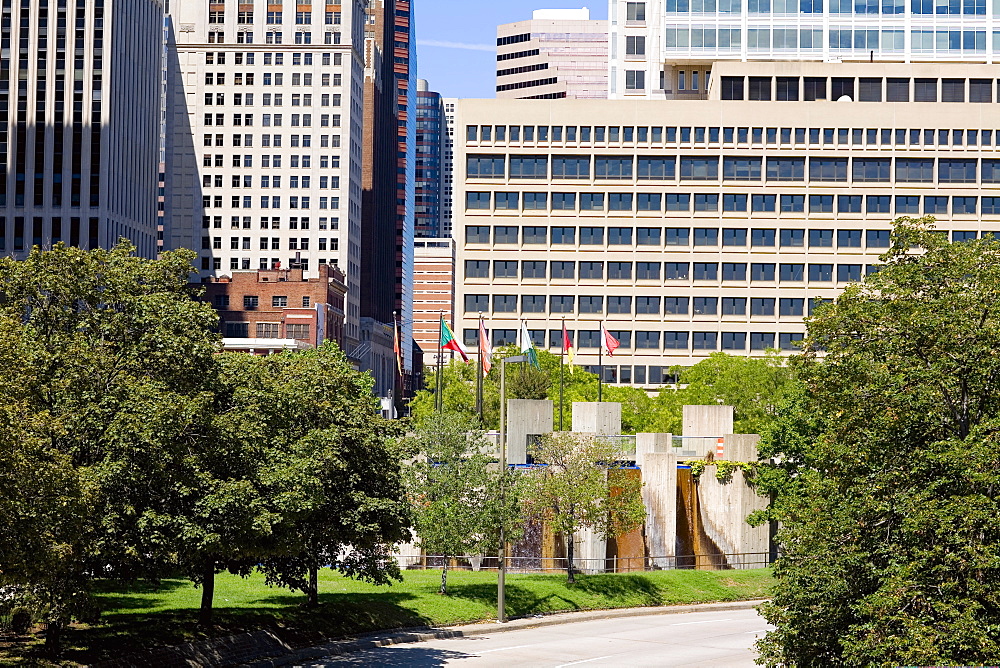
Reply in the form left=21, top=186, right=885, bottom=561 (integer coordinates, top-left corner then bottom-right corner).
left=598, top=321, right=603, bottom=403
left=476, top=313, right=484, bottom=423
left=559, top=318, right=565, bottom=431
left=436, top=312, right=444, bottom=413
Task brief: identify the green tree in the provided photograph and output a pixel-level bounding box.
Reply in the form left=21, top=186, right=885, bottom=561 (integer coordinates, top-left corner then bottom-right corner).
left=521, top=432, right=645, bottom=583
left=757, top=217, right=1000, bottom=666
left=0, top=243, right=222, bottom=648
left=225, top=344, right=411, bottom=609
left=402, top=411, right=522, bottom=594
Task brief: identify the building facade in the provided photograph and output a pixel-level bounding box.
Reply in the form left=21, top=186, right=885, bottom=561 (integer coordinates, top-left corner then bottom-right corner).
left=455, top=64, right=1000, bottom=387
left=497, top=8, right=609, bottom=100
left=164, top=0, right=366, bottom=350
left=415, top=80, right=445, bottom=239
left=199, top=264, right=348, bottom=352
left=412, top=237, right=455, bottom=367
left=0, top=0, right=164, bottom=259
left=608, top=0, right=1000, bottom=98
left=442, top=97, right=457, bottom=238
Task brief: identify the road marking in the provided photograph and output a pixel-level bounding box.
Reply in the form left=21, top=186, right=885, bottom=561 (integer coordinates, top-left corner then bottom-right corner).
left=746, top=629, right=770, bottom=634
left=669, top=618, right=733, bottom=626
left=554, top=654, right=618, bottom=667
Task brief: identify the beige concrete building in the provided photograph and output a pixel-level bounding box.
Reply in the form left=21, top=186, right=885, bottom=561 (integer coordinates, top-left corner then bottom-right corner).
left=497, top=8, right=608, bottom=100
left=456, top=61, right=1000, bottom=388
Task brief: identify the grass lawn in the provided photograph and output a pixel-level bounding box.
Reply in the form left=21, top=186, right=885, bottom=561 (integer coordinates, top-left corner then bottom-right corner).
left=2, top=568, right=772, bottom=666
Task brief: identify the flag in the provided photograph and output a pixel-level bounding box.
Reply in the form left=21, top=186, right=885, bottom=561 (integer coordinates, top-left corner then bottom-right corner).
left=479, top=318, right=493, bottom=374
left=562, top=321, right=574, bottom=367
left=601, top=323, right=620, bottom=356
left=440, top=315, right=470, bottom=362
left=393, top=318, right=403, bottom=375
left=519, top=320, right=540, bottom=369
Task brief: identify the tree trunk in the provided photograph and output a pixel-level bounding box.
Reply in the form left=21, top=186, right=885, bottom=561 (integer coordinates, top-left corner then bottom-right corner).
left=199, top=558, right=215, bottom=626
left=307, top=564, right=319, bottom=607
left=566, top=534, right=576, bottom=584
left=44, top=619, right=62, bottom=654
left=440, top=556, right=449, bottom=595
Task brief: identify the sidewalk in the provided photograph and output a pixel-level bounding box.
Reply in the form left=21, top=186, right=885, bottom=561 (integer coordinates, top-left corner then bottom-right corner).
left=243, top=599, right=768, bottom=667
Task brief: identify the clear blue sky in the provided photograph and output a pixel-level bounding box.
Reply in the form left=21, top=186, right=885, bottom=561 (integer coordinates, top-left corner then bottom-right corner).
left=414, top=2, right=607, bottom=99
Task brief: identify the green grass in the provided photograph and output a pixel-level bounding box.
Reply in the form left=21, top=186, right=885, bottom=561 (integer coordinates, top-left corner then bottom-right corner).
left=3, top=568, right=772, bottom=666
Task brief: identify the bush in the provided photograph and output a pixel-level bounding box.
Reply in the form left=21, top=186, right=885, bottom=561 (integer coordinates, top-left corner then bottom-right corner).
left=9, top=607, right=32, bottom=635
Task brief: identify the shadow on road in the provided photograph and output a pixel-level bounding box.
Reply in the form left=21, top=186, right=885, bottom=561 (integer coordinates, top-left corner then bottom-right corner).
left=310, top=646, right=475, bottom=666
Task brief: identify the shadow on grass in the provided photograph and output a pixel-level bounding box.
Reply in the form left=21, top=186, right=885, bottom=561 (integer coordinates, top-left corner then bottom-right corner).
left=91, top=578, right=192, bottom=612
left=56, top=591, right=430, bottom=667
left=436, top=582, right=579, bottom=617
left=563, top=573, right=662, bottom=604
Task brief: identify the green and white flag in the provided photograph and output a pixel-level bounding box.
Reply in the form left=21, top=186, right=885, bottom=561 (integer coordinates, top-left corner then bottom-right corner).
left=518, top=320, right=540, bottom=369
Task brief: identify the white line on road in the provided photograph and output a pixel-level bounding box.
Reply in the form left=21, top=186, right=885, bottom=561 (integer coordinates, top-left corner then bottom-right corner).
left=669, top=618, right=733, bottom=626
left=554, top=654, right=618, bottom=667
left=473, top=643, right=540, bottom=654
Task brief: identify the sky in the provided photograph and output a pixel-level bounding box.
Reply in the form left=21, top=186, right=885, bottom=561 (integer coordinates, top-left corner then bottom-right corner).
left=414, top=1, right=608, bottom=100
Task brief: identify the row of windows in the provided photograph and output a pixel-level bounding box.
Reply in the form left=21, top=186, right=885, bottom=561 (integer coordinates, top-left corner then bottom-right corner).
left=201, top=134, right=341, bottom=148
left=202, top=236, right=339, bottom=251
left=204, top=72, right=342, bottom=86
left=461, top=327, right=805, bottom=352
left=665, top=28, right=991, bottom=52
left=224, top=322, right=314, bottom=339
left=200, top=215, right=340, bottom=230
left=202, top=195, right=340, bottom=209
left=657, top=0, right=985, bottom=14
left=466, top=193, right=1000, bottom=215
left=204, top=93, right=342, bottom=106
left=202, top=175, right=341, bottom=189
left=212, top=294, right=313, bottom=309
left=464, top=225, right=994, bottom=245
left=466, top=155, right=1000, bottom=182
left=201, top=154, right=341, bottom=169
left=720, top=75, right=996, bottom=103
left=464, top=262, right=870, bottom=291
left=466, top=294, right=829, bottom=316
left=465, top=124, right=1000, bottom=146
left=204, top=31, right=339, bottom=46
left=203, top=113, right=343, bottom=127
left=200, top=257, right=342, bottom=271
left=204, top=52, right=344, bottom=66
left=207, top=9, right=336, bottom=24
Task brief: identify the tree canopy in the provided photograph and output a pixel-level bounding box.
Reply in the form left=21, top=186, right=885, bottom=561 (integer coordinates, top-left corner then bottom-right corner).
left=757, top=217, right=1000, bottom=665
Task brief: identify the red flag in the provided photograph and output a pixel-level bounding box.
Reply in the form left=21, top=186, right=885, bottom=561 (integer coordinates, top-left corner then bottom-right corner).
left=393, top=318, right=402, bottom=375
left=601, top=323, right=620, bottom=356
left=479, top=318, right=493, bottom=374
left=562, top=321, right=574, bottom=366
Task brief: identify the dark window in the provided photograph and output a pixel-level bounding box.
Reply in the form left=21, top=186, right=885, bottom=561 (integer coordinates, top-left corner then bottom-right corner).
left=467, top=155, right=505, bottom=177
left=752, top=229, right=776, bottom=247
left=580, top=226, right=604, bottom=244
left=838, top=195, right=862, bottom=213
left=638, top=157, right=676, bottom=179
left=581, top=192, right=605, bottom=210
left=595, top=156, right=634, bottom=179
left=953, top=230, right=977, bottom=242
left=809, top=263, right=834, bottom=282
left=781, top=195, right=805, bottom=212
left=638, top=194, right=662, bottom=211
left=983, top=160, right=1000, bottom=183
left=723, top=228, right=747, bottom=246
left=608, top=296, right=632, bottom=313
left=776, top=77, right=799, bottom=101
left=693, top=262, right=718, bottom=281
left=666, top=193, right=690, bottom=210
left=552, top=226, right=575, bottom=243
left=721, top=332, right=747, bottom=351
left=509, top=155, right=549, bottom=178
left=781, top=229, right=805, bottom=247
left=521, top=260, right=546, bottom=278
left=551, top=156, right=591, bottom=178
left=636, top=332, right=661, bottom=349
left=549, top=296, right=575, bottom=313
left=723, top=157, right=762, bottom=180
left=886, top=77, right=909, bottom=102
left=466, top=225, right=490, bottom=243
left=694, top=194, right=719, bottom=211
left=466, top=192, right=491, bottom=209
left=523, top=226, right=547, bottom=243
left=465, top=260, right=489, bottom=277
left=665, top=228, right=690, bottom=245
left=750, top=332, right=776, bottom=350
left=522, top=295, right=546, bottom=313
left=939, top=159, right=977, bottom=183
left=838, top=229, right=862, bottom=247
left=803, top=77, right=827, bottom=101
left=722, top=263, right=747, bottom=281
left=954, top=197, right=977, bottom=215
left=858, top=77, right=882, bottom=102
left=853, top=158, right=891, bottom=182
left=895, top=196, right=920, bottom=214
left=970, top=78, right=993, bottom=103
left=637, top=227, right=662, bottom=244
left=942, top=78, right=965, bottom=102
left=724, top=194, right=748, bottom=212
left=751, top=298, right=775, bottom=316
left=722, top=297, right=746, bottom=315
left=495, top=192, right=520, bottom=210
left=809, top=229, right=833, bottom=247
left=984, top=197, right=1000, bottom=214
left=752, top=194, right=776, bottom=212
left=779, top=333, right=803, bottom=351
left=523, top=194, right=548, bottom=211
left=664, top=332, right=689, bottom=349
left=578, top=261, right=601, bottom=279
left=767, top=157, right=805, bottom=181
left=579, top=296, right=604, bottom=314
left=692, top=332, right=718, bottom=350
left=748, top=76, right=772, bottom=100
left=693, top=297, right=718, bottom=315
left=867, top=195, right=891, bottom=213
left=914, top=78, right=937, bottom=102
left=680, top=157, right=719, bottom=180
left=837, top=264, right=863, bottom=282
left=896, top=158, right=934, bottom=182
left=664, top=297, right=689, bottom=314
left=810, top=158, right=848, bottom=181
left=636, top=296, right=660, bottom=314
left=494, top=260, right=518, bottom=278
left=609, top=227, right=633, bottom=244
left=465, top=294, right=489, bottom=312
left=751, top=263, right=775, bottom=281
left=721, top=76, right=745, bottom=100
left=608, top=262, right=633, bottom=279
left=780, top=298, right=804, bottom=316
left=493, top=295, right=518, bottom=312
left=494, top=226, right=519, bottom=243
left=552, top=193, right=577, bottom=210
left=664, top=262, right=690, bottom=279
left=780, top=263, right=805, bottom=281
left=924, top=196, right=948, bottom=214
left=609, top=193, right=634, bottom=211
left=637, top=262, right=661, bottom=279
left=867, top=229, right=891, bottom=248
left=694, top=228, right=718, bottom=245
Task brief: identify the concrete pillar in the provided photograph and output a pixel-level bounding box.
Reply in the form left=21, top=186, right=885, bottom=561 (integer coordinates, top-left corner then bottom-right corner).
left=506, top=399, right=553, bottom=465
left=695, top=467, right=770, bottom=569
left=683, top=405, right=734, bottom=437
left=635, top=432, right=672, bottom=469
left=574, top=525, right=607, bottom=573
left=724, top=433, right=761, bottom=462
left=572, top=402, right=622, bottom=435
left=641, top=452, right=678, bottom=569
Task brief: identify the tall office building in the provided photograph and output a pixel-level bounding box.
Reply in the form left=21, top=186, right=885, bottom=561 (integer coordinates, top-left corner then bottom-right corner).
left=608, top=0, right=997, bottom=98
left=360, top=0, right=416, bottom=403
left=415, top=79, right=445, bottom=238
left=455, top=64, right=1000, bottom=388
left=497, top=8, right=609, bottom=100
left=442, top=97, right=457, bottom=238
left=0, top=0, right=164, bottom=259
left=164, top=1, right=367, bottom=349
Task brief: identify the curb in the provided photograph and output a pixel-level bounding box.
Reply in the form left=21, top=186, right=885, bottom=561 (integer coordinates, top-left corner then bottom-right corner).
left=244, top=599, right=768, bottom=667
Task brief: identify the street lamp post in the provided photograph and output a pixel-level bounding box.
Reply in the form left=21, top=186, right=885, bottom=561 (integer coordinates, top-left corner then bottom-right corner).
left=498, top=354, right=526, bottom=624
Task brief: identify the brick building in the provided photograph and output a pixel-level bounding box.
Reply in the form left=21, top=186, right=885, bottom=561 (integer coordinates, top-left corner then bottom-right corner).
left=198, top=265, right=348, bottom=354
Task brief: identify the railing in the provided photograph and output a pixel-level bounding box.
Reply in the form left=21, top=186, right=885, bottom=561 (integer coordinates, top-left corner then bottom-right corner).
left=398, top=552, right=774, bottom=573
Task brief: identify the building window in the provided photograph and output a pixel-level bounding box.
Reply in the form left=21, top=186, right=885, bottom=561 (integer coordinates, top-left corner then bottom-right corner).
left=608, top=296, right=632, bottom=314
left=244, top=295, right=259, bottom=309
left=722, top=297, right=746, bottom=315
left=625, top=70, right=646, bottom=90
left=809, top=264, right=834, bottom=282
left=553, top=261, right=577, bottom=279
left=579, top=296, right=604, bottom=314
left=493, top=295, right=518, bottom=312
left=550, top=296, right=575, bottom=313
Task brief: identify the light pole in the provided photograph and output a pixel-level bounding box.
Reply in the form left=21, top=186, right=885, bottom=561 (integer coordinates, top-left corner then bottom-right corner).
left=498, top=354, right=526, bottom=623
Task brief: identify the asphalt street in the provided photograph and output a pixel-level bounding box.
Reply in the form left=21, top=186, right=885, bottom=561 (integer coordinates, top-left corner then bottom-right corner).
left=302, top=608, right=772, bottom=667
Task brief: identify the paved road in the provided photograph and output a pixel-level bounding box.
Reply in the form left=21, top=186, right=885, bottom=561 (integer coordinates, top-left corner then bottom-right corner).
left=303, top=608, right=772, bottom=667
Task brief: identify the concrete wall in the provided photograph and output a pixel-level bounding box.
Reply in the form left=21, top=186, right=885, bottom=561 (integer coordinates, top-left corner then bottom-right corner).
left=641, top=452, right=678, bottom=568
left=695, top=467, right=770, bottom=568
left=506, top=399, right=553, bottom=465
left=683, top=405, right=734, bottom=438
left=572, top=402, right=622, bottom=435
left=635, top=432, right=672, bottom=469
left=725, top=433, right=761, bottom=463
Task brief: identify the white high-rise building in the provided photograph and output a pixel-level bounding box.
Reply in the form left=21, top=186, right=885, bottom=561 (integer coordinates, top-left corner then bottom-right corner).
left=0, top=0, right=164, bottom=258
left=609, top=0, right=998, bottom=98
left=497, top=8, right=609, bottom=99
left=164, top=0, right=366, bottom=345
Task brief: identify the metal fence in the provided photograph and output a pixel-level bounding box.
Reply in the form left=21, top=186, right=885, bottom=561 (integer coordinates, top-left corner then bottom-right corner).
left=399, top=552, right=774, bottom=573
